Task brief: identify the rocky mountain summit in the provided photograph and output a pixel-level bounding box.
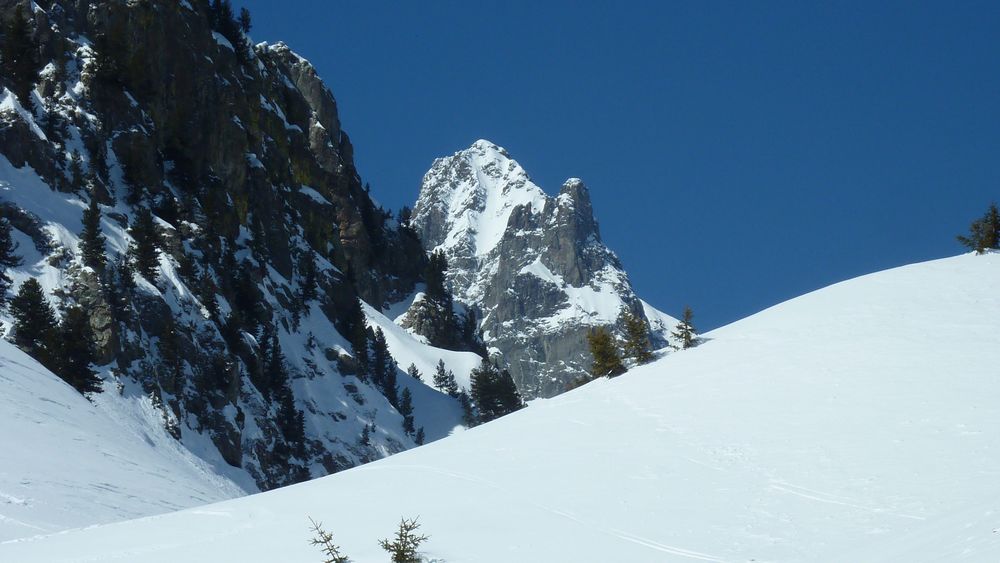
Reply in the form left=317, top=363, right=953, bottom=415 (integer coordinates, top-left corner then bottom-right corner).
left=412, top=140, right=676, bottom=398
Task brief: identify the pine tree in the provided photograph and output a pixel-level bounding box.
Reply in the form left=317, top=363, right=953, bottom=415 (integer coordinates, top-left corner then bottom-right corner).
left=0, top=217, right=22, bottom=307
left=406, top=362, right=422, bottom=382
left=621, top=310, right=654, bottom=365
left=298, top=250, right=318, bottom=303
left=55, top=307, right=103, bottom=394
left=370, top=327, right=398, bottom=406
left=432, top=359, right=459, bottom=397
left=457, top=389, right=477, bottom=426
left=424, top=250, right=449, bottom=302
left=128, top=208, right=161, bottom=281
left=587, top=326, right=625, bottom=378
left=672, top=306, right=698, bottom=350
left=9, top=278, right=57, bottom=367
left=359, top=423, right=370, bottom=446
left=80, top=197, right=107, bottom=270
left=198, top=270, right=220, bottom=319
left=308, top=517, right=350, bottom=563
left=415, top=427, right=425, bottom=445
left=158, top=315, right=183, bottom=392
left=470, top=357, right=524, bottom=423
left=262, top=326, right=286, bottom=399
left=957, top=202, right=1000, bottom=254
left=399, top=387, right=415, bottom=435
left=68, top=150, right=85, bottom=188
left=1, top=6, right=38, bottom=108
left=346, top=297, right=369, bottom=380
left=379, top=517, right=429, bottom=563
left=238, top=7, right=252, bottom=34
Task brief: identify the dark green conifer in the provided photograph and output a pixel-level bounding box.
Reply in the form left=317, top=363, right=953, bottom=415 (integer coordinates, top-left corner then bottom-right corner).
left=432, top=359, right=458, bottom=397
left=672, top=306, right=698, bottom=350
left=55, top=306, right=103, bottom=394
left=587, top=326, right=625, bottom=378
left=406, top=362, right=422, bottom=382
left=399, top=387, right=415, bottom=435
left=622, top=310, right=654, bottom=365
left=415, top=427, right=425, bottom=445
left=80, top=197, right=107, bottom=270
left=158, top=315, right=183, bottom=392
left=424, top=250, right=449, bottom=302
left=0, top=217, right=22, bottom=307
left=1, top=6, right=38, bottom=108
left=238, top=7, right=252, bottom=34
left=370, top=327, right=398, bottom=406
left=68, top=150, right=85, bottom=188
left=470, top=357, right=524, bottom=423
left=9, top=278, right=57, bottom=367
left=957, top=202, right=1000, bottom=254
left=298, top=250, right=318, bottom=303
left=128, top=208, right=160, bottom=281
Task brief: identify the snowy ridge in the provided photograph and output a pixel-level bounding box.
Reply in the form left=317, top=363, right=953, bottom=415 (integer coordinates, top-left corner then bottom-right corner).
left=0, top=340, right=245, bottom=542
left=6, top=253, right=997, bottom=562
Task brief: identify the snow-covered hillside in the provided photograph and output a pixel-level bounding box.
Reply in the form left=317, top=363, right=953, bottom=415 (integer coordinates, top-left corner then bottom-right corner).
left=0, top=339, right=245, bottom=542
left=5, top=252, right=997, bottom=562
left=412, top=140, right=678, bottom=397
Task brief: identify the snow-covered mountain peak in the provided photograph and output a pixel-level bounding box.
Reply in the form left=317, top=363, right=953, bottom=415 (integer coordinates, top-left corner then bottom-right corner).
left=411, top=142, right=676, bottom=397
left=415, top=139, right=547, bottom=258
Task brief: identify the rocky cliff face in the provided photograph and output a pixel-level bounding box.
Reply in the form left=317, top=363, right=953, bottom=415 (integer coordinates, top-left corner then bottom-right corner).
left=0, top=0, right=464, bottom=491
left=412, top=140, right=675, bottom=398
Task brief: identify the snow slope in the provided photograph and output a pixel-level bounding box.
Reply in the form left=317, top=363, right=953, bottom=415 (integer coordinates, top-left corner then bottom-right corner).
left=4, top=253, right=999, bottom=562
left=0, top=340, right=245, bottom=542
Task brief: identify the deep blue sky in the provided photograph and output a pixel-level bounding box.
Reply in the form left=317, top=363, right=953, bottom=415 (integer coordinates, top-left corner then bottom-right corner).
left=237, top=0, right=999, bottom=330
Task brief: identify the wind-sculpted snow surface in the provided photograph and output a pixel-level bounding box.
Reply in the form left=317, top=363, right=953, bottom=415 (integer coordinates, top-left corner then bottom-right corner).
left=4, top=253, right=998, bottom=562
left=412, top=140, right=677, bottom=397
left=0, top=340, right=245, bottom=542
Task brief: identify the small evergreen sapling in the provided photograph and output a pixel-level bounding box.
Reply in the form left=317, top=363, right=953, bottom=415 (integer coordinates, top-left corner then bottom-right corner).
left=379, top=517, right=429, bottom=563
left=308, top=517, right=350, bottom=563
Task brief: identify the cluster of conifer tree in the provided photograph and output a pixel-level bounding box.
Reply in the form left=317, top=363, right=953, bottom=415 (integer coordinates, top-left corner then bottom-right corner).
left=581, top=307, right=698, bottom=387
left=0, top=216, right=102, bottom=395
